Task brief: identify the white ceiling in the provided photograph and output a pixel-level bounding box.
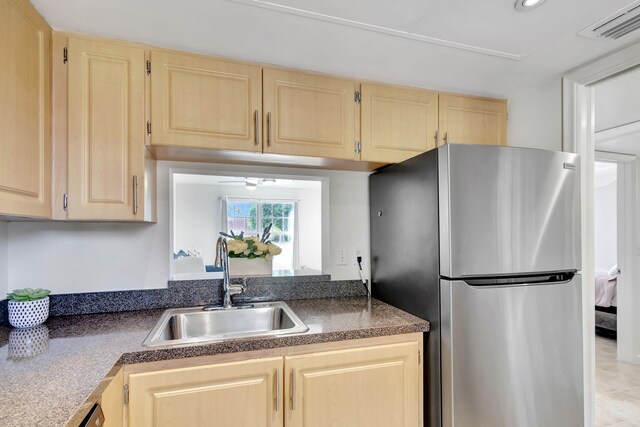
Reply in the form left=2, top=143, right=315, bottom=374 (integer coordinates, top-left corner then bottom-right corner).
left=31, top=0, right=640, bottom=97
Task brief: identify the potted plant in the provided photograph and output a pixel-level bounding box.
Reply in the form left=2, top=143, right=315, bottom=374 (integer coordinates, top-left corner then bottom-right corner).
left=221, top=224, right=283, bottom=276
left=7, top=288, right=51, bottom=328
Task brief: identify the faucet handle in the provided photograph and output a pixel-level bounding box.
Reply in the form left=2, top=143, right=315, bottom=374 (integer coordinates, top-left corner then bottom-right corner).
left=228, top=279, right=247, bottom=297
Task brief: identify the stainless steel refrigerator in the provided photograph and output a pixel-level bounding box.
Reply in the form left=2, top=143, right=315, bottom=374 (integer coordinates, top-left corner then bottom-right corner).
left=370, top=144, right=584, bottom=427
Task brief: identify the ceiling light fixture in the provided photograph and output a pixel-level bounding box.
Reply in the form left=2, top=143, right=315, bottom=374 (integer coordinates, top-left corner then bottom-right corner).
left=245, top=181, right=258, bottom=191
left=515, top=0, right=546, bottom=11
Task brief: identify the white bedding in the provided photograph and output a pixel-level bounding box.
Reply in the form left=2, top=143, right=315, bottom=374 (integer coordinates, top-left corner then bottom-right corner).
left=595, top=271, right=617, bottom=308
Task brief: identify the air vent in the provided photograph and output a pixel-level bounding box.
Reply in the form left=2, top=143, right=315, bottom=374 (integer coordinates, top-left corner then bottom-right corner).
left=579, top=2, right=640, bottom=40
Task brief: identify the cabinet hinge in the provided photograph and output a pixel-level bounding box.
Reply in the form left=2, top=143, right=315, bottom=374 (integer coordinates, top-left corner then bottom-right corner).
left=63, top=193, right=68, bottom=211
left=146, top=60, right=151, bottom=75
left=418, top=349, right=422, bottom=365
left=354, top=90, right=361, bottom=104
left=354, top=141, right=361, bottom=154
left=146, top=121, right=151, bottom=136
left=123, top=384, right=129, bottom=405
left=63, top=47, right=68, bottom=64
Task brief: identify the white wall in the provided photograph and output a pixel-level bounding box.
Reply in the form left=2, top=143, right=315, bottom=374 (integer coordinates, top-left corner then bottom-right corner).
left=595, top=68, right=640, bottom=132
left=297, top=185, right=322, bottom=270
left=0, top=222, right=8, bottom=297
left=6, top=161, right=368, bottom=294
left=507, top=77, right=562, bottom=152
left=594, top=179, right=617, bottom=272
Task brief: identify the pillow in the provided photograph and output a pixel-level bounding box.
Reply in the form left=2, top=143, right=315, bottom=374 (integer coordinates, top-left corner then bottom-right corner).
left=608, top=265, right=619, bottom=277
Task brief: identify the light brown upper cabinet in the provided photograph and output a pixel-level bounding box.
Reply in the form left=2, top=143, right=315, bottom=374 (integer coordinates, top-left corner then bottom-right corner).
left=149, top=50, right=262, bottom=152
left=0, top=0, right=51, bottom=218
left=360, top=83, right=438, bottom=163
left=263, top=69, right=359, bottom=160
left=127, top=357, right=283, bottom=427
left=438, top=94, right=507, bottom=146
left=285, top=341, right=422, bottom=427
left=65, top=36, right=153, bottom=221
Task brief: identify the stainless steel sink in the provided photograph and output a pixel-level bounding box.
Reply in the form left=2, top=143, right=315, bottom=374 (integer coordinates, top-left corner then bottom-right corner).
left=142, top=301, right=309, bottom=347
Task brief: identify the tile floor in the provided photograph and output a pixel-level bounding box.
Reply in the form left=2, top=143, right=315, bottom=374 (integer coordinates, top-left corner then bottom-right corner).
left=596, top=335, right=640, bottom=426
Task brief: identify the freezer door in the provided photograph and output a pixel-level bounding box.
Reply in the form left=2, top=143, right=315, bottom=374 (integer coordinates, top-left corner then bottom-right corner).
left=439, top=145, right=581, bottom=278
left=440, top=276, right=584, bottom=427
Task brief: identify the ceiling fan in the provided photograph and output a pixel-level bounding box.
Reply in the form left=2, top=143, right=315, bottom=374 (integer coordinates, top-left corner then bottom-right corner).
left=218, top=177, right=277, bottom=190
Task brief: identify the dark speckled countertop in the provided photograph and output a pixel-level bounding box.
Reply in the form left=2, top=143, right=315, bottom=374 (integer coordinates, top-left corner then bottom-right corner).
left=0, top=297, right=429, bottom=427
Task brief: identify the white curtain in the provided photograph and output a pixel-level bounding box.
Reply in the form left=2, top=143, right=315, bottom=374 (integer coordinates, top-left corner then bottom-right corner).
left=293, top=201, right=300, bottom=270
left=219, top=197, right=228, bottom=235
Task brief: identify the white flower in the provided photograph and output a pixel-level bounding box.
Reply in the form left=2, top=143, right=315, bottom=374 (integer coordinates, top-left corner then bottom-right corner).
left=265, top=254, right=273, bottom=261
left=243, top=249, right=251, bottom=256
left=267, top=243, right=282, bottom=256
left=256, top=242, right=269, bottom=252
left=254, top=251, right=264, bottom=256
left=227, top=240, right=248, bottom=254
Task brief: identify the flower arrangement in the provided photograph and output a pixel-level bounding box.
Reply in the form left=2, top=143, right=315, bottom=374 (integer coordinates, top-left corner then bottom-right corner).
left=220, top=224, right=282, bottom=260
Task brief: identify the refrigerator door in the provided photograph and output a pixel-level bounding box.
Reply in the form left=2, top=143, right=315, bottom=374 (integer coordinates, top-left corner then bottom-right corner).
left=440, top=275, right=584, bottom=427
left=439, top=145, right=581, bottom=278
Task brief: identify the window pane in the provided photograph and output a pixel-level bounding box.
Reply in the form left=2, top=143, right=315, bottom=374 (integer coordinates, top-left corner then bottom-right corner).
left=238, top=202, right=251, bottom=216
left=283, top=204, right=292, bottom=217
left=273, top=204, right=283, bottom=217
left=248, top=205, right=257, bottom=231
left=262, top=218, right=272, bottom=230
left=274, top=218, right=283, bottom=231
left=261, top=204, right=272, bottom=217
left=283, top=218, right=289, bottom=231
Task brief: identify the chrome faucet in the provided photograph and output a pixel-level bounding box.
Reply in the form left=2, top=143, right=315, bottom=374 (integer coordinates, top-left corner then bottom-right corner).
left=214, top=237, right=245, bottom=309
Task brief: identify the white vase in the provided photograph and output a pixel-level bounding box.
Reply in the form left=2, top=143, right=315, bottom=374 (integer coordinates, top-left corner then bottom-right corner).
left=228, top=258, right=273, bottom=276
left=8, top=325, right=49, bottom=359
left=8, top=297, right=50, bottom=328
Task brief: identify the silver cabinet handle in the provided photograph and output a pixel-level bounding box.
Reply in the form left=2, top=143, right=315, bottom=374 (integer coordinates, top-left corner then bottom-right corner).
left=254, top=110, right=260, bottom=146
left=290, top=368, right=296, bottom=410
left=434, top=130, right=439, bottom=145
left=267, top=112, right=272, bottom=146
left=443, top=131, right=449, bottom=144
left=133, top=175, right=138, bottom=215
left=275, top=368, right=280, bottom=412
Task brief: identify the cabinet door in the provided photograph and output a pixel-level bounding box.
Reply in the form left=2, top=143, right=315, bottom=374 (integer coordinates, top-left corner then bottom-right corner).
left=67, top=37, right=146, bottom=220
left=361, top=83, right=438, bottom=163
left=150, top=50, right=262, bottom=152
left=263, top=69, right=359, bottom=160
left=285, top=342, right=422, bottom=427
left=128, top=357, right=283, bottom=427
left=0, top=0, right=51, bottom=218
left=438, top=94, right=507, bottom=146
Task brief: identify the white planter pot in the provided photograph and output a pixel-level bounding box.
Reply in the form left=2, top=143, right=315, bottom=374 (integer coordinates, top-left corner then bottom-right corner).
left=8, top=297, right=50, bottom=328
left=8, top=325, right=49, bottom=359
left=228, top=258, right=273, bottom=276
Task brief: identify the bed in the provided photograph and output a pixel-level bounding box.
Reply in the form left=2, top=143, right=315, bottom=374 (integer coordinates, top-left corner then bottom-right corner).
left=595, top=267, right=618, bottom=339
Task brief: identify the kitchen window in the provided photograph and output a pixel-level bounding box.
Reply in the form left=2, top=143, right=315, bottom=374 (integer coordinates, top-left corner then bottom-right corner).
left=225, top=199, right=298, bottom=271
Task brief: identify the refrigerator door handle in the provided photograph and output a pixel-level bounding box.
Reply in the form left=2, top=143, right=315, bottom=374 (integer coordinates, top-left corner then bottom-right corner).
left=461, top=272, right=575, bottom=287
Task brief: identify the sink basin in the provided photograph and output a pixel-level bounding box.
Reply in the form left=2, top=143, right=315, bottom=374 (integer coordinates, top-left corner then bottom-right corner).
left=142, top=301, right=309, bottom=347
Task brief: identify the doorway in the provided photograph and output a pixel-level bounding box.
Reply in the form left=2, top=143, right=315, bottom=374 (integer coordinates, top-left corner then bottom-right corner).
left=564, top=47, right=640, bottom=426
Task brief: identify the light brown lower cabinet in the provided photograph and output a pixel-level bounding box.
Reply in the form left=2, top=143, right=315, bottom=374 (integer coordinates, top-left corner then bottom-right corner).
left=114, top=334, right=422, bottom=427
left=128, top=357, right=283, bottom=427
left=285, top=341, right=421, bottom=427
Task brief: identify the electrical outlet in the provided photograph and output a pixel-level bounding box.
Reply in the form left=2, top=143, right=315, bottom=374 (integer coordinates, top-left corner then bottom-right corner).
left=353, top=247, right=363, bottom=265
left=337, top=247, right=347, bottom=265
